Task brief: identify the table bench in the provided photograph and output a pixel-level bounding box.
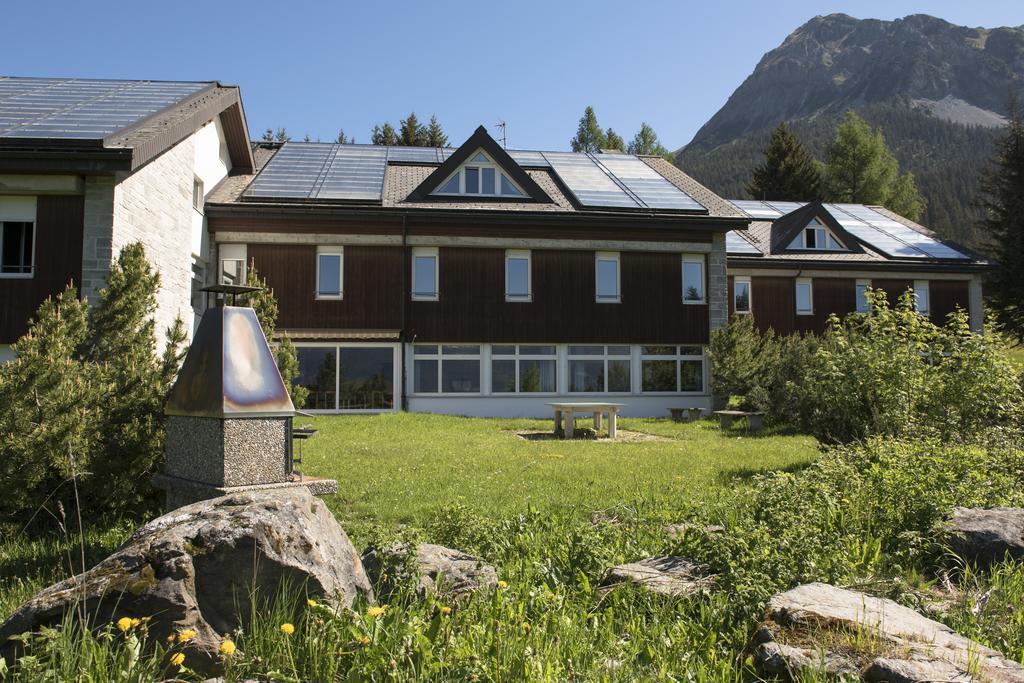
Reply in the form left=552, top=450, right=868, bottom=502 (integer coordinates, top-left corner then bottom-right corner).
left=548, top=402, right=625, bottom=439
left=669, top=407, right=704, bottom=422
left=713, top=410, right=765, bottom=432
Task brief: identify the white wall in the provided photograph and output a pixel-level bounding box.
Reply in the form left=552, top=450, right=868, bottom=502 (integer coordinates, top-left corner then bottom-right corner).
left=407, top=394, right=710, bottom=419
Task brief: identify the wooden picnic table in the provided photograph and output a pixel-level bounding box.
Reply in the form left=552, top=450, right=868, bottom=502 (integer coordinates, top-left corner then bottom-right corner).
left=548, top=402, right=625, bottom=439
left=712, top=410, right=765, bottom=432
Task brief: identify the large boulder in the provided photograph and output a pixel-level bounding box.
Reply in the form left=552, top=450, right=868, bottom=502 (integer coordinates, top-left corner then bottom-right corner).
left=600, top=556, right=714, bottom=597
left=361, top=543, right=498, bottom=598
left=947, top=507, right=1024, bottom=566
left=1, top=488, right=372, bottom=676
left=752, top=582, right=1024, bottom=681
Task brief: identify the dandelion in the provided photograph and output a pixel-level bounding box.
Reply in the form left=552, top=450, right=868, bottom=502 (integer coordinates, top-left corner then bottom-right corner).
left=219, top=640, right=237, bottom=656
left=359, top=635, right=371, bottom=646
left=170, top=652, right=185, bottom=667
left=280, top=623, right=295, bottom=635
left=116, top=617, right=133, bottom=632
left=440, top=606, right=452, bottom=616
left=130, top=618, right=141, bottom=628
left=497, top=580, right=508, bottom=590
left=307, top=599, right=318, bottom=608
left=366, top=606, right=386, bottom=618
left=178, top=628, right=197, bottom=643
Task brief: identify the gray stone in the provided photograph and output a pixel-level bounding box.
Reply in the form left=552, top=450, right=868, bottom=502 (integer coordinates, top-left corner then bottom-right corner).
left=664, top=522, right=725, bottom=538
left=753, top=582, right=1024, bottom=682
left=752, top=642, right=859, bottom=677
left=0, top=488, right=372, bottom=676
left=600, top=556, right=714, bottom=597
left=361, top=543, right=498, bottom=598
left=947, top=507, right=1024, bottom=566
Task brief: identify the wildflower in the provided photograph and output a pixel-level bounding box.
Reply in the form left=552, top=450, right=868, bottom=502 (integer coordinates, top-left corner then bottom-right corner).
left=166, top=634, right=175, bottom=643
left=497, top=580, right=508, bottom=589
left=116, top=617, right=133, bottom=632
left=307, top=598, right=318, bottom=608
left=440, top=606, right=452, bottom=616
left=141, top=616, right=151, bottom=623
left=280, top=623, right=295, bottom=635
left=130, top=618, right=141, bottom=628
left=170, top=652, right=185, bottom=667
left=366, top=606, right=386, bottom=618
left=178, top=628, right=197, bottom=643
left=219, top=640, right=237, bottom=656
left=359, top=635, right=371, bottom=646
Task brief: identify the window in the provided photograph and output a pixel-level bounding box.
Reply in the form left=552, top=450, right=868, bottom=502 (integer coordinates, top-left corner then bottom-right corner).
left=505, top=250, right=531, bottom=301
left=855, top=279, right=871, bottom=313
left=190, top=260, right=207, bottom=313
left=795, top=278, right=813, bottom=315
left=413, top=345, right=481, bottom=394
left=412, top=247, right=439, bottom=300
left=787, top=219, right=845, bottom=250
left=219, top=244, right=246, bottom=286
left=682, top=254, right=705, bottom=303
left=295, top=347, right=337, bottom=410
left=913, top=280, right=930, bottom=316
left=431, top=149, right=525, bottom=198
left=641, top=346, right=704, bottom=393
left=595, top=252, right=620, bottom=303
left=0, top=221, right=34, bottom=276
left=568, top=345, right=631, bottom=393
left=733, top=276, right=751, bottom=314
left=192, top=176, right=204, bottom=213
left=491, top=345, right=557, bottom=393
left=294, top=344, right=397, bottom=411
left=316, top=247, right=343, bottom=299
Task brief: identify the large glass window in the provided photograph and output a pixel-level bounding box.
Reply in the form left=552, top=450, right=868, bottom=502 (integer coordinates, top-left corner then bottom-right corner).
left=338, top=348, right=394, bottom=410
left=316, top=247, right=343, bottom=299
left=412, top=247, right=438, bottom=300
left=295, top=347, right=337, bottom=410
left=641, top=345, right=704, bottom=393
left=595, top=252, right=620, bottom=303
left=855, top=279, right=871, bottom=313
left=733, top=277, right=751, bottom=314
left=491, top=345, right=556, bottom=393
left=795, top=278, right=813, bottom=315
left=569, top=345, right=631, bottom=393
left=0, top=221, right=33, bottom=276
left=682, top=255, right=705, bottom=303
left=505, top=250, right=531, bottom=301
left=413, top=345, right=481, bottom=394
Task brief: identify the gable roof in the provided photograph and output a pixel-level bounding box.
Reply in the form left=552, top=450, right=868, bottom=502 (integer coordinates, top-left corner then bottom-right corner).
left=405, top=125, right=552, bottom=203
left=770, top=200, right=863, bottom=253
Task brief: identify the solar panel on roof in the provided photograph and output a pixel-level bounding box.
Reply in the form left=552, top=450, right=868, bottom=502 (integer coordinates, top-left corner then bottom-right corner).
left=726, top=231, right=762, bottom=255
left=824, top=204, right=930, bottom=259
left=245, top=143, right=388, bottom=201
left=317, top=146, right=387, bottom=200
left=763, top=201, right=804, bottom=215
left=0, top=77, right=209, bottom=140
left=507, top=150, right=550, bottom=168
left=244, top=143, right=331, bottom=199
left=541, top=152, right=640, bottom=209
left=730, top=200, right=785, bottom=219
left=592, top=155, right=706, bottom=212
left=386, top=147, right=445, bottom=163
left=829, top=204, right=969, bottom=260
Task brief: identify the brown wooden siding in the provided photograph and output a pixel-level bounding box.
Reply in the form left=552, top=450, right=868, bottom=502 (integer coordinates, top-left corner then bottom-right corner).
left=749, top=276, right=796, bottom=334
left=795, top=278, right=856, bottom=334
left=0, top=195, right=84, bottom=343
left=872, top=279, right=913, bottom=307
left=929, top=280, right=970, bottom=325
left=740, top=276, right=854, bottom=335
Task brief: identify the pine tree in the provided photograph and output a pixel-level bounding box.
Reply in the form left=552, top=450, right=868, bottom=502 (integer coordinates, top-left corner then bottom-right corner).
left=627, top=123, right=670, bottom=158
left=604, top=128, right=625, bottom=152
left=336, top=129, right=348, bottom=144
left=398, top=113, right=428, bottom=146
left=240, top=262, right=309, bottom=407
left=261, top=128, right=274, bottom=142
left=746, top=122, right=823, bottom=200
left=371, top=123, right=398, bottom=146
left=275, top=127, right=291, bottom=143
left=980, top=99, right=1024, bottom=338
left=303, top=133, right=311, bottom=143
left=823, top=111, right=925, bottom=220
left=570, top=106, right=606, bottom=153
left=425, top=115, right=448, bottom=147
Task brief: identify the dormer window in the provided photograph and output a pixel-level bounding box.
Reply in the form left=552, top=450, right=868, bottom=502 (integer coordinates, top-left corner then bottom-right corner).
left=788, top=219, right=845, bottom=250
left=431, top=150, right=525, bottom=198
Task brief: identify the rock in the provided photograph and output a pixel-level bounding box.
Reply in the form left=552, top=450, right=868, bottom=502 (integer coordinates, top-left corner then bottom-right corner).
left=600, top=556, right=714, bottom=597
left=361, top=543, right=498, bottom=598
left=0, top=488, right=372, bottom=676
left=947, top=507, right=1024, bottom=566
left=753, top=582, right=1024, bottom=682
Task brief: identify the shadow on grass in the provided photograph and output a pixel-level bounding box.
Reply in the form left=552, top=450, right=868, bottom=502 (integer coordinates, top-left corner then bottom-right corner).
left=715, top=458, right=815, bottom=485
left=0, top=518, right=131, bottom=586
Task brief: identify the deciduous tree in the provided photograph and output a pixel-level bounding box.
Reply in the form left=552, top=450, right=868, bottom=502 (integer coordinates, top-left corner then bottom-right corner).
left=627, top=122, right=670, bottom=159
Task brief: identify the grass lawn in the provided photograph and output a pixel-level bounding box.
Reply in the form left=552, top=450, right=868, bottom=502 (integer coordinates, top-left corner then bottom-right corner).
left=302, top=413, right=819, bottom=528
left=1007, top=344, right=1024, bottom=372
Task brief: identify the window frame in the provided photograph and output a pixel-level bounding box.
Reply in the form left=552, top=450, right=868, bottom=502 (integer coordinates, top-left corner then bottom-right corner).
left=411, top=344, right=482, bottom=396
left=0, top=220, right=36, bottom=279
left=431, top=149, right=526, bottom=198
left=411, top=247, right=439, bottom=301
left=192, top=176, right=204, bottom=214
left=795, top=277, right=814, bottom=316
left=504, top=249, right=532, bottom=302
left=292, top=342, right=401, bottom=413
left=639, top=345, right=706, bottom=395
left=788, top=219, right=847, bottom=251
left=315, top=246, right=344, bottom=300
left=594, top=251, right=621, bottom=304
left=490, top=344, right=558, bottom=395
left=855, top=279, right=871, bottom=313
left=913, top=279, right=930, bottom=316
left=733, top=276, right=752, bottom=314
left=567, top=344, right=632, bottom=394
left=218, top=244, right=247, bottom=286
left=681, top=253, right=706, bottom=304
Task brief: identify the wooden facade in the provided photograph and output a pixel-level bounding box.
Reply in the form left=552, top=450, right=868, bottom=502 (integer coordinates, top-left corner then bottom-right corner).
left=0, top=195, right=84, bottom=342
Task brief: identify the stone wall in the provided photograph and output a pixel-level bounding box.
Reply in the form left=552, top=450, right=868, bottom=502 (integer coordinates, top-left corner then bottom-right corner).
left=708, top=231, right=728, bottom=331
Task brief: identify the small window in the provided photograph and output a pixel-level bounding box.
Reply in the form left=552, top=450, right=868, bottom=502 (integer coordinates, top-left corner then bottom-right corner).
left=733, top=276, right=751, bottom=314
left=464, top=167, right=480, bottom=194
left=431, top=149, right=526, bottom=198
left=505, top=250, right=531, bottom=301
left=193, top=176, right=204, bottom=213
left=913, top=280, right=930, bottom=316
left=795, top=278, right=813, bottom=315
left=412, top=247, right=439, bottom=300
left=316, top=247, right=343, bottom=299
left=0, top=221, right=34, bottom=277
left=218, top=244, right=247, bottom=286
left=682, top=254, right=705, bottom=303
left=787, top=219, right=846, bottom=251
left=595, top=252, right=620, bottom=303
left=855, top=279, right=871, bottom=313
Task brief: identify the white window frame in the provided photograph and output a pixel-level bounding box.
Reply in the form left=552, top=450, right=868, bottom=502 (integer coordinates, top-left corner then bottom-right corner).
left=315, top=246, right=344, bottom=300
left=218, top=243, right=247, bottom=286
left=411, top=344, right=482, bottom=395
left=639, top=345, right=706, bottom=395
left=293, top=342, right=401, bottom=413
left=411, top=247, right=439, bottom=301
left=504, top=249, right=532, bottom=302
left=733, top=276, right=752, bottom=314
left=567, top=345, right=632, bottom=394
left=795, top=278, right=814, bottom=316
left=431, top=149, right=526, bottom=198
left=788, top=219, right=847, bottom=251
left=489, top=344, right=558, bottom=394
left=913, top=280, right=930, bottom=316
left=192, top=176, right=204, bottom=214
left=681, top=254, right=705, bottom=304
left=0, top=196, right=37, bottom=279
left=855, top=279, right=871, bottom=313
left=595, top=251, right=621, bottom=304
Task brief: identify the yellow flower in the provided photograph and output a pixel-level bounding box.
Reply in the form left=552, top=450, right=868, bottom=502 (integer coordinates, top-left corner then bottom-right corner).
left=130, top=618, right=141, bottom=628
left=170, top=652, right=186, bottom=667
left=366, top=606, right=386, bottom=618
left=177, top=628, right=197, bottom=643
left=116, top=617, right=133, bottom=632
left=280, top=623, right=295, bottom=635
left=497, top=581, right=509, bottom=590
left=359, top=635, right=371, bottom=646
left=166, top=634, right=175, bottom=643
left=440, top=606, right=452, bottom=616
left=219, top=640, right=237, bottom=656
left=307, top=599, right=318, bottom=608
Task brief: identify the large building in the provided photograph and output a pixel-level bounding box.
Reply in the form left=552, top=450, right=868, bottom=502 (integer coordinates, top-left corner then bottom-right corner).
left=0, top=77, right=990, bottom=416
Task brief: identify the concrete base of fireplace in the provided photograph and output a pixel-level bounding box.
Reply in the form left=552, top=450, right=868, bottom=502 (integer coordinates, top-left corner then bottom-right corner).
left=153, top=473, right=338, bottom=511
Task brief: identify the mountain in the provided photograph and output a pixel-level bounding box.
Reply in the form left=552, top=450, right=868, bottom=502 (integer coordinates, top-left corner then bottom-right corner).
left=676, top=13, right=1024, bottom=247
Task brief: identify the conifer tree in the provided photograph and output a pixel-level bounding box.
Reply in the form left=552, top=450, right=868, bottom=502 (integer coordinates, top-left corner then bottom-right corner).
left=570, top=106, right=606, bottom=153
left=603, top=128, right=625, bottom=152
left=425, top=115, right=448, bottom=147
left=336, top=129, right=348, bottom=144
left=399, top=113, right=427, bottom=146
left=980, top=99, right=1024, bottom=338
left=746, top=122, right=823, bottom=200
left=371, top=123, right=399, bottom=145
left=275, top=127, right=290, bottom=143
left=823, top=111, right=925, bottom=220
left=627, top=122, right=670, bottom=158
left=261, top=128, right=274, bottom=142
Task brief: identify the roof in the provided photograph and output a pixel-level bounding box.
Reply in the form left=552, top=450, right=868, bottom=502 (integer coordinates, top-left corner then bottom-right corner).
left=0, top=76, right=254, bottom=173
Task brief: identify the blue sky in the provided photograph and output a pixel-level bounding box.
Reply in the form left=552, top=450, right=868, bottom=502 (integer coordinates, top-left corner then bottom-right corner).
left=5, top=1, right=1022, bottom=151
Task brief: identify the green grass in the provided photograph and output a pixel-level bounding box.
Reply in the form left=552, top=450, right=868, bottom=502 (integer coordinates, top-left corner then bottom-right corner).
left=1006, top=345, right=1024, bottom=372
left=300, top=413, right=819, bottom=527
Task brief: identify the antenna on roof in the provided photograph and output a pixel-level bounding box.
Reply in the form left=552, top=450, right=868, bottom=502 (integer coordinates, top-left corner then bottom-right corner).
left=495, top=120, right=507, bottom=149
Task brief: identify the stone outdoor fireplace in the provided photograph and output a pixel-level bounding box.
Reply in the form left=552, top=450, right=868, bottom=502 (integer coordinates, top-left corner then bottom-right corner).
left=154, top=300, right=337, bottom=509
